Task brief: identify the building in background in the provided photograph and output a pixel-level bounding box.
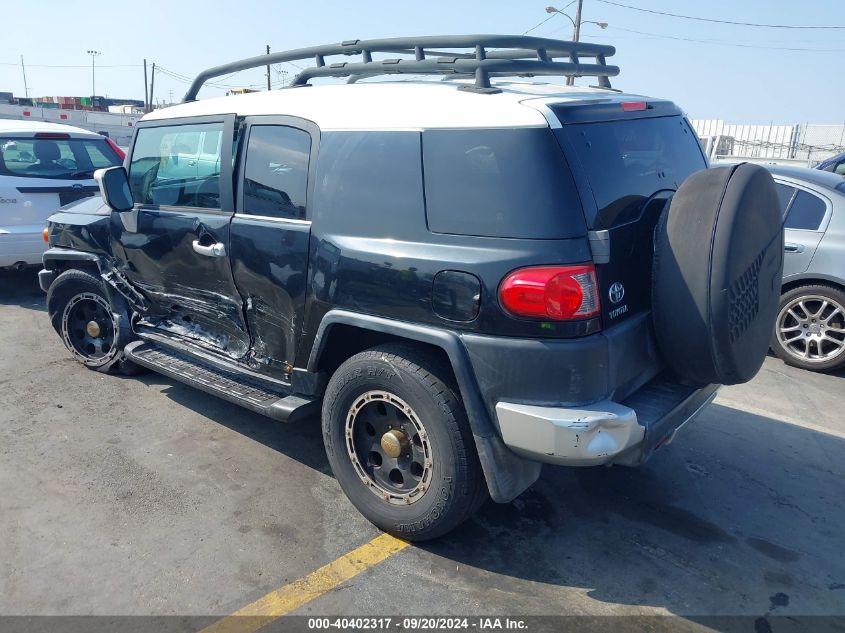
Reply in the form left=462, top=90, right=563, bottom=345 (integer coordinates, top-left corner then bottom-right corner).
left=0, top=91, right=146, bottom=146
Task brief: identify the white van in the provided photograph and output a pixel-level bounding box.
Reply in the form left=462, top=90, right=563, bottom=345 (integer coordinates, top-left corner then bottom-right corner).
left=0, top=120, right=124, bottom=268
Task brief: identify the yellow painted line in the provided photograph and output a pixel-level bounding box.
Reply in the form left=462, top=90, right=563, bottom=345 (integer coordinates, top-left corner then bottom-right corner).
left=199, top=533, right=409, bottom=633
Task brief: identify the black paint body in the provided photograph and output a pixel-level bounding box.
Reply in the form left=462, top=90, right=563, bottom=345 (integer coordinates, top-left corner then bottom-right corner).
left=45, top=103, right=705, bottom=414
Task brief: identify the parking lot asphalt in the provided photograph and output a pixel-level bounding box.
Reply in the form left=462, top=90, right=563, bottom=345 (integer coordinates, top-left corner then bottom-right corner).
left=1, top=267, right=844, bottom=628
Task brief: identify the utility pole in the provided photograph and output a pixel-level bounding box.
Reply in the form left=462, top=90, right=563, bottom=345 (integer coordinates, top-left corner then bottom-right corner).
left=87, top=50, right=101, bottom=100
left=566, top=0, right=583, bottom=86
left=143, top=59, right=149, bottom=112
left=148, top=63, right=155, bottom=113
left=20, top=55, right=29, bottom=99
left=266, top=45, right=271, bottom=90
left=168, top=89, right=174, bottom=105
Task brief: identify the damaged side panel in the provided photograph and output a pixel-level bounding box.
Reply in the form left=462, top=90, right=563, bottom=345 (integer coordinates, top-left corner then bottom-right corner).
left=109, top=207, right=251, bottom=359
left=229, top=216, right=311, bottom=375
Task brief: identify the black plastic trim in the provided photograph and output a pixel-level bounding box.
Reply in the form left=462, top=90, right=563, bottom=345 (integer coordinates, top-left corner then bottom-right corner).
left=17, top=185, right=100, bottom=194
left=307, top=309, right=542, bottom=503
left=42, top=247, right=100, bottom=270
left=184, top=35, right=618, bottom=100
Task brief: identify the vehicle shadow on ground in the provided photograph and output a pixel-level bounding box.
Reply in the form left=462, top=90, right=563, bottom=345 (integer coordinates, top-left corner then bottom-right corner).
left=139, top=374, right=332, bottom=476
left=426, top=403, right=844, bottom=619
left=0, top=268, right=46, bottom=312
left=137, top=372, right=844, bottom=621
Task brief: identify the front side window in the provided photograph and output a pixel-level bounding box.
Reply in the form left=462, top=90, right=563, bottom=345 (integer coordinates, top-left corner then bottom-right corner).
left=242, top=125, right=311, bottom=220
left=0, top=136, right=121, bottom=179
left=785, top=190, right=827, bottom=231
left=128, top=122, right=224, bottom=209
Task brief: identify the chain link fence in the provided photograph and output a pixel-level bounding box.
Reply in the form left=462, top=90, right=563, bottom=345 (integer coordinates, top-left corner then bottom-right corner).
left=691, top=120, right=845, bottom=167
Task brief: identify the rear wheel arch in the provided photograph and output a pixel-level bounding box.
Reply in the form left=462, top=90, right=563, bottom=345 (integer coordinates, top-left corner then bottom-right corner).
left=306, top=310, right=542, bottom=504
left=311, top=322, right=458, bottom=390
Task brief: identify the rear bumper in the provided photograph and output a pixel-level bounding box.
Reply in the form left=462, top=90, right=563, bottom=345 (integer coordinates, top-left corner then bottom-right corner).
left=495, top=380, right=719, bottom=466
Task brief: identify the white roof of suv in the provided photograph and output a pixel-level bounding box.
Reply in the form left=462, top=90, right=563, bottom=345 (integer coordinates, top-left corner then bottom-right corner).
left=142, top=80, right=645, bottom=131
left=0, top=119, right=101, bottom=138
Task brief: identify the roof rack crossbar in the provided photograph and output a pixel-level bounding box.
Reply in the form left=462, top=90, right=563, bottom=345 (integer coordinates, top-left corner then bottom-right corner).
left=183, top=34, right=618, bottom=101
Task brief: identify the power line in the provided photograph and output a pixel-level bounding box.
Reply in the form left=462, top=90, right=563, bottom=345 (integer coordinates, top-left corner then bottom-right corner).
left=0, top=62, right=141, bottom=68
left=593, top=0, right=845, bottom=29
left=601, top=25, right=845, bottom=52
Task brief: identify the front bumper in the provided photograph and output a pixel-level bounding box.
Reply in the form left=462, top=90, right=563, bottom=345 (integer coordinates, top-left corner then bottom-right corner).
left=495, top=379, right=719, bottom=467
left=38, top=268, right=57, bottom=292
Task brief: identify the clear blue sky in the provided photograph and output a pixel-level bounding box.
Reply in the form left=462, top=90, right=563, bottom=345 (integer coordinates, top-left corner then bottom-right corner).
left=2, top=0, right=844, bottom=123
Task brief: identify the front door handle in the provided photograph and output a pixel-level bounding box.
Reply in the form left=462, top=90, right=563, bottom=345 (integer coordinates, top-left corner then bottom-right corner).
left=784, top=242, right=805, bottom=253
left=192, top=240, right=227, bottom=257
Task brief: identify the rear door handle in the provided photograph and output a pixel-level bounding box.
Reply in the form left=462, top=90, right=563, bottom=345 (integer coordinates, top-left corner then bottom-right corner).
left=784, top=242, right=805, bottom=253
left=192, top=240, right=227, bottom=257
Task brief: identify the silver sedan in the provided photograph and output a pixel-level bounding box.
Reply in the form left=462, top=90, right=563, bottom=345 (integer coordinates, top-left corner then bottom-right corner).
left=767, top=166, right=845, bottom=372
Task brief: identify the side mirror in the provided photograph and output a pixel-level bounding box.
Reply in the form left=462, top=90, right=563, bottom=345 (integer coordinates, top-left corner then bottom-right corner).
left=94, top=166, right=134, bottom=212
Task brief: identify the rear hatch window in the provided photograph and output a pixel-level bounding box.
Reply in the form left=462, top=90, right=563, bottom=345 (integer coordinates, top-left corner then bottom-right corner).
left=555, top=114, right=706, bottom=229
left=552, top=109, right=707, bottom=328
left=0, top=136, right=121, bottom=180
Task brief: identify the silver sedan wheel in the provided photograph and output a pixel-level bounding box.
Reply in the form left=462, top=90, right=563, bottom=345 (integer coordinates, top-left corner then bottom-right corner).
left=776, top=294, right=845, bottom=363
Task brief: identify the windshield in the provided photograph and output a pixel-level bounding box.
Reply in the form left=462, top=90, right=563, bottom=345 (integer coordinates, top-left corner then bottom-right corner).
left=0, top=136, right=122, bottom=180
left=557, top=115, right=706, bottom=229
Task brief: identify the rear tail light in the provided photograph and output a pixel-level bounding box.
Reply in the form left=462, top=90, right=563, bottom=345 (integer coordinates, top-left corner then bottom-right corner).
left=34, top=132, right=71, bottom=139
left=499, top=264, right=601, bottom=320
left=104, top=137, right=126, bottom=161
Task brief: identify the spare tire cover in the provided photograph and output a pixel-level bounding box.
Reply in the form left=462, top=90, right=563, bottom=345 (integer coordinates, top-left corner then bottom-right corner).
left=652, top=163, right=784, bottom=386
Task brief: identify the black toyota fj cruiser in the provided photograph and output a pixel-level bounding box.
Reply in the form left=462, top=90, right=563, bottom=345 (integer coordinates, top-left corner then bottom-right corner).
left=38, top=36, right=784, bottom=540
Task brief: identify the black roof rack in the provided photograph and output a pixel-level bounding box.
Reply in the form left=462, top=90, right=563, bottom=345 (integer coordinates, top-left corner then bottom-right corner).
left=182, top=34, right=618, bottom=102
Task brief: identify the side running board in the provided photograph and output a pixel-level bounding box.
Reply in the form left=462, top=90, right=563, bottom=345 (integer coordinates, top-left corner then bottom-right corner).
left=123, top=341, right=319, bottom=423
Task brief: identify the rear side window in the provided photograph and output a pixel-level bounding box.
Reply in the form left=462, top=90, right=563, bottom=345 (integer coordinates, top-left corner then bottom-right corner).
left=0, top=136, right=121, bottom=179
left=128, top=122, right=224, bottom=209
left=785, top=190, right=827, bottom=231
left=558, top=116, right=706, bottom=229
left=422, top=128, right=584, bottom=239
left=313, top=131, right=424, bottom=236
left=242, top=125, right=311, bottom=220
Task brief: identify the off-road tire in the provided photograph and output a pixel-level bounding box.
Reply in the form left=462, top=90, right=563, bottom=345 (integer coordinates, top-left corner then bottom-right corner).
left=322, top=343, right=487, bottom=541
left=46, top=269, right=145, bottom=376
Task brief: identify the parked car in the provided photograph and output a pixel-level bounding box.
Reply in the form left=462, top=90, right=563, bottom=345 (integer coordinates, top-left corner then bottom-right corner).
left=815, top=151, right=845, bottom=177
left=767, top=166, right=845, bottom=371
left=38, top=35, right=784, bottom=540
left=0, top=120, right=124, bottom=269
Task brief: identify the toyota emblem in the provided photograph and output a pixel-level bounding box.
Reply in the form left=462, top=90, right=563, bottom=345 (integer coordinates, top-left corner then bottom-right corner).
left=609, top=282, right=625, bottom=304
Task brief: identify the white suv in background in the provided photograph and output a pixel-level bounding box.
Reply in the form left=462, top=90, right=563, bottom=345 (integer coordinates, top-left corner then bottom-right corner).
left=0, top=119, right=124, bottom=269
